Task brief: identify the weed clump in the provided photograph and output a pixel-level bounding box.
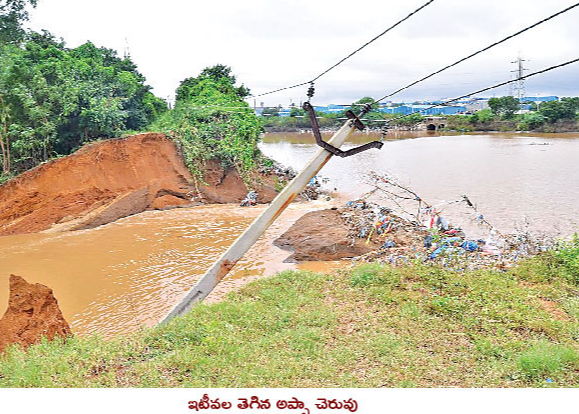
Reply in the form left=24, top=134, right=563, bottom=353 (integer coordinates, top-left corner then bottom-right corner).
left=517, top=341, right=579, bottom=379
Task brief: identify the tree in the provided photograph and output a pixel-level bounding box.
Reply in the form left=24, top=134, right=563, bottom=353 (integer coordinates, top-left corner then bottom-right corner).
left=539, top=99, right=578, bottom=123
left=289, top=107, right=304, bottom=117
left=345, top=96, right=386, bottom=121
left=0, top=0, right=37, bottom=45
left=469, top=108, right=494, bottom=124
left=488, top=96, right=520, bottom=119
left=394, top=112, right=423, bottom=127
left=517, top=112, right=545, bottom=130
left=561, top=97, right=579, bottom=115
left=348, top=96, right=373, bottom=112
left=175, top=64, right=250, bottom=103
left=0, top=31, right=167, bottom=175
left=151, top=70, right=261, bottom=181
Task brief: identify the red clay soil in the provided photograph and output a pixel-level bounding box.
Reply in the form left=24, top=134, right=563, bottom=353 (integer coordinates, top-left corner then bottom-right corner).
left=0, top=275, right=72, bottom=353
left=0, top=133, right=280, bottom=236
left=274, top=209, right=378, bottom=261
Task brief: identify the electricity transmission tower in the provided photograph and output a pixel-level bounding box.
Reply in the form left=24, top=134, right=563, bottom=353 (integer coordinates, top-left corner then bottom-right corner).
left=509, top=56, right=528, bottom=100
left=124, top=37, right=131, bottom=59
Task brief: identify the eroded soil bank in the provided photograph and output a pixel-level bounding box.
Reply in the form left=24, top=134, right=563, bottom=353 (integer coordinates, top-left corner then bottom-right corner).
left=0, top=275, right=71, bottom=353
left=0, top=133, right=282, bottom=236
left=0, top=131, right=329, bottom=337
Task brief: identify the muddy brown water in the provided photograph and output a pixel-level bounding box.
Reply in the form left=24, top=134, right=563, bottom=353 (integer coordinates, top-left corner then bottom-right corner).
left=261, top=131, right=579, bottom=236
left=1, top=130, right=577, bottom=338
left=0, top=202, right=338, bottom=337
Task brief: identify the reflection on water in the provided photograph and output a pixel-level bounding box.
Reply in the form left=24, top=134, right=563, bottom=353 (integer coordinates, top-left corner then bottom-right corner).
left=0, top=201, right=333, bottom=337
left=261, top=131, right=579, bottom=235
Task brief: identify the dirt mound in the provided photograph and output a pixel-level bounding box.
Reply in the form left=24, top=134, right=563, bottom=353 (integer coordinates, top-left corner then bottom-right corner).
left=0, top=275, right=72, bottom=353
left=198, top=159, right=280, bottom=204
left=274, top=209, right=377, bottom=261
left=0, top=133, right=282, bottom=235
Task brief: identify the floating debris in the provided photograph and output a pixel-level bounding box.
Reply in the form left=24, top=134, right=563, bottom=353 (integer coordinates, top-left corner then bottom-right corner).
left=240, top=191, right=258, bottom=206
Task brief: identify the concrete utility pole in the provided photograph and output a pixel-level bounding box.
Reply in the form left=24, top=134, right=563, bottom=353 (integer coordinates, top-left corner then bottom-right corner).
left=160, top=121, right=357, bottom=324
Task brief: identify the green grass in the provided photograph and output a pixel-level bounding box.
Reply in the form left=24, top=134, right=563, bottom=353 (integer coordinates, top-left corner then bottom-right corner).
left=517, top=342, right=579, bottom=380
left=1, top=251, right=579, bottom=387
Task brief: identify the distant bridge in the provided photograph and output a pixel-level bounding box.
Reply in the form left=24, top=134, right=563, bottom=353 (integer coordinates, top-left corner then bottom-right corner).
left=418, top=116, right=447, bottom=130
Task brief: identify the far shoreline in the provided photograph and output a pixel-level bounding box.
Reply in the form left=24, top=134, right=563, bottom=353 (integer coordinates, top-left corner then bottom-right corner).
left=263, top=126, right=579, bottom=135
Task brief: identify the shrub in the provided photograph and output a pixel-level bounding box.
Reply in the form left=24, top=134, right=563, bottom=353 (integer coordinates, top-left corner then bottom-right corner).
left=551, top=234, right=579, bottom=285
left=517, top=112, right=546, bottom=130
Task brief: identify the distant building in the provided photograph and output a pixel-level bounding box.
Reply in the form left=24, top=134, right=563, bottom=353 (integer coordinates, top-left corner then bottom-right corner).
left=313, top=104, right=349, bottom=114
left=378, top=104, right=466, bottom=116
left=254, top=95, right=569, bottom=117
left=465, top=98, right=489, bottom=112
left=520, top=96, right=558, bottom=102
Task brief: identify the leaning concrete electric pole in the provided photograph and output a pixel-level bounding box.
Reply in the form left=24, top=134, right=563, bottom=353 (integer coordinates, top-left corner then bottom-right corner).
left=160, top=103, right=383, bottom=324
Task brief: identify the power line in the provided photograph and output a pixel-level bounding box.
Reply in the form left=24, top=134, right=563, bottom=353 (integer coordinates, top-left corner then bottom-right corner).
left=383, top=57, right=579, bottom=124
left=197, top=58, right=578, bottom=119
left=309, top=0, right=436, bottom=83
left=248, top=0, right=437, bottom=99
left=262, top=58, right=577, bottom=121
left=371, top=1, right=579, bottom=105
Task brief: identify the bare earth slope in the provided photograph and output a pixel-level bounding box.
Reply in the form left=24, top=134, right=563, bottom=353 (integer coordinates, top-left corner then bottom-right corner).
left=0, top=133, right=280, bottom=235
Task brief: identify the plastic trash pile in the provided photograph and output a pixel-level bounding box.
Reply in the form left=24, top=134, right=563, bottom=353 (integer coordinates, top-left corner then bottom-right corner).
left=341, top=200, right=550, bottom=271
left=300, top=175, right=331, bottom=201
left=240, top=191, right=258, bottom=207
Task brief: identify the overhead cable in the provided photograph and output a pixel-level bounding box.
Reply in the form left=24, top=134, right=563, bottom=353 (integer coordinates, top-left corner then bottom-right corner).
left=384, top=57, right=579, bottom=124
left=371, top=1, right=579, bottom=105
left=248, top=0, right=437, bottom=99
left=309, top=0, right=436, bottom=84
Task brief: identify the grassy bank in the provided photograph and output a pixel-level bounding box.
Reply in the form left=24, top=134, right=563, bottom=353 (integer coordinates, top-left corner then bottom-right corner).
left=1, top=244, right=579, bottom=387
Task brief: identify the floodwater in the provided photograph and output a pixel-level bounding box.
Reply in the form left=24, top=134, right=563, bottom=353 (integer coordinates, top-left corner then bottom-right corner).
left=261, top=131, right=579, bottom=236
left=0, top=201, right=336, bottom=337
left=1, top=130, right=577, bottom=338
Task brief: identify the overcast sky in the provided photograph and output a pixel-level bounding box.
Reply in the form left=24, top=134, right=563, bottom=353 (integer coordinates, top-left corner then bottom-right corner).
left=28, top=0, right=579, bottom=106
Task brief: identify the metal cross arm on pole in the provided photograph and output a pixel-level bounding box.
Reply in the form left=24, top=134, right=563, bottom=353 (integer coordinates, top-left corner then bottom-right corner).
left=159, top=119, right=365, bottom=325
left=303, top=102, right=383, bottom=157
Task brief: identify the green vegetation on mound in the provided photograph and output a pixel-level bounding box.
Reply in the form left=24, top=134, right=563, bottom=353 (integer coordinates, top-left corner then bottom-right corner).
left=150, top=65, right=264, bottom=183
left=2, top=242, right=579, bottom=388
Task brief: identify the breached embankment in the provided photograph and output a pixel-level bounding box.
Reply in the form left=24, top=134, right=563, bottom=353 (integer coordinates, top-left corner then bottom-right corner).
left=0, top=133, right=282, bottom=236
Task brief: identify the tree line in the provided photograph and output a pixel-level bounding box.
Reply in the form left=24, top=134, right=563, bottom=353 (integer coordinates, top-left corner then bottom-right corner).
left=0, top=1, right=167, bottom=180
left=260, top=96, right=424, bottom=131
left=0, top=0, right=261, bottom=185
left=447, top=96, right=579, bottom=132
